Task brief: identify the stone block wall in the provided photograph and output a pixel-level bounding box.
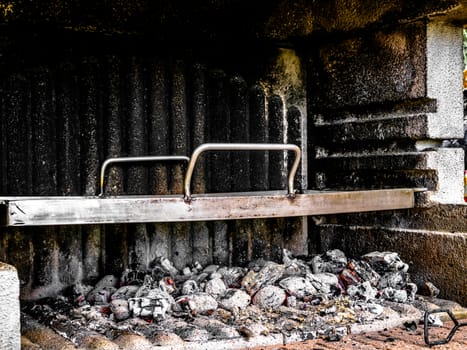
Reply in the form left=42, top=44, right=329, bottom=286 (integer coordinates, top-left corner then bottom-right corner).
left=308, top=18, right=467, bottom=305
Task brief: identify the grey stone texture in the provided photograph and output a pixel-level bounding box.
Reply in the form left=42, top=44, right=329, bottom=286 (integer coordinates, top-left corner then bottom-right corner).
left=0, top=263, right=21, bottom=350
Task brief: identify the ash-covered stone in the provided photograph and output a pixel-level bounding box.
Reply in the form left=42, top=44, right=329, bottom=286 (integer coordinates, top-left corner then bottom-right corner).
left=110, top=299, right=130, bottom=321
left=242, top=262, right=285, bottom=295
left=362, top=251, right=409, bottom=273
left=347, top=281, right=378, bottom=301
left=308, top=272, right=339, bottom=295
left=204, top=277, right=227, bottom=298
left=111, top=285, right=140, bottom=301
left=181, top=279, right=199, bottom=295
left=339, top=260, right=380, bottom=289
left=219, top=267, right=246, bottom=288
left=176, top=293, right=218, bottom=315
left=279, top=276, right=317, bottom=298
left=253, top=285, right=286, bottom=309
left=312, top=249, right=348, bottom=274
left=218, top=288, right=251, bottom=311
left=282, top=249, right=312, bottom=276
left=381, top=287, right=408, bottom=303
left=22, top=249, right=430, bottom=349
left=86, top=275, right=119, bottom=304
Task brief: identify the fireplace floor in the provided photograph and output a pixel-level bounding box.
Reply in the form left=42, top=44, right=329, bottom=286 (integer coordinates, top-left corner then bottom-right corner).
left=252, top=320, right=467, bottom=350
left=18, top=247, right=467, bottom=350
left=20, top=310, right=467, bottom=350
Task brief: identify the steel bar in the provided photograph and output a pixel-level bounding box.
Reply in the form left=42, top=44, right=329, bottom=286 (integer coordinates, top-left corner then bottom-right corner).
left=0, top=188, right=416, bottom=227
left=183, top=143, right=301, bottom=200
left=99, top=156, right=190, bottom=196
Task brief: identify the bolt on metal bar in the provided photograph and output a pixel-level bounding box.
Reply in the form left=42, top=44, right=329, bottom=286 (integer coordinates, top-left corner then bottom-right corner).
left=99, top=156, right=190, bottom=197
left=183, top=143, right=301, bottom=201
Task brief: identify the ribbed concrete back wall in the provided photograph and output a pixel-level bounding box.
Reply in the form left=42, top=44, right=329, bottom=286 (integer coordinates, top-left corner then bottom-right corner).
left=0, top=49, right=306, bottom=300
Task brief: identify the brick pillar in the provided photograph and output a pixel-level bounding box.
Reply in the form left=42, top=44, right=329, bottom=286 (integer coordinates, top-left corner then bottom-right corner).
left=0, top=262, right=20, bottom=350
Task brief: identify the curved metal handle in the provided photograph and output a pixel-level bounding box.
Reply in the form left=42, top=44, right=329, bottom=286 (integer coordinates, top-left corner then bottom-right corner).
left=183, top=143, right=301, bottom=201
left=100, top=155, right=190, bottom=197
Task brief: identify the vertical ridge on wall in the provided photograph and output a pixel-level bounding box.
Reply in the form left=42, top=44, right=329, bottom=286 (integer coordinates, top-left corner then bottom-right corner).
left=148, top=58, right=171, bottom=262
left=170, top=60, right=192, bottom=270
left=190, top=63, right=211, bottom=266
left=207, top=69, right=231, bottom=265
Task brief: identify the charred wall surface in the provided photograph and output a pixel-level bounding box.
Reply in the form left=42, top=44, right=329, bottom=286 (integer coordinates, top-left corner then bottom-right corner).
left=0, top=31, right=307, bottom=300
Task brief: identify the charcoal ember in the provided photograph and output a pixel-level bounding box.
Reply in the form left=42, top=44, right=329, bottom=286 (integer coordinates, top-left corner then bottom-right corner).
left=377, top=272, right=408, bottom=290
left=71, top=282, right=93, bottom=306
left=87, top=275, right=119, bottom=304
left=220, top=267, right=246, bottom=288
left=182, top=267, right=192, bottom=276
left=308, top=273, right=339, bottom=294
left=218, top=288, right=251, bottom=311
left=209, top=272, right=222, bottom=280
left=191, top=261, right=203, bottom=274
left=79, top=305, right=112, bottom=322
left=252, top=285, right=286, bottom=309
left=286, top=295, right=297, bottom=308
left=202, top=264, right=220, bottom=274
left=339, top=260, right=380, bottom=288
left=362, top=251, right=409, bottom=273
left=381, top=287, right=408, bottom=303
left=110, top=299, right=130, bottom=321
left=120, top=269, right=146, bottom=286
left=279, top=276, right=317, bottom=299
left=242, top=262, right=285, bottom=295
left=181, top=280, right=199, bottom=295
left=204, top=277, right=227, bottom=298
left=176, top=293, right=218, bottom=316
left=347, top=281, right=378, bottom=301
left=151, top=256, right=179, bottom=277
left=282, top=249, right=312, bottom=276
left=195, top=272, right=209, bottom=284
left=175, top=325, right=210, bottom=342
left=311, top=249, right=347, bottom=274
left=129, top=287, right=173, bottom=320
left=135, top=275, right=154, bottom=298
left=158, top=276, right=177, bottom=294
left=92, top=287, right=117, bottom=305
left=111, top=285, right=140, bottom=301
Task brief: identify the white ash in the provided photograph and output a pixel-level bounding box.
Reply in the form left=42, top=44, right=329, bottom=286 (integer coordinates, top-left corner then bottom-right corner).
left=22, top=249, right=429, bottom=347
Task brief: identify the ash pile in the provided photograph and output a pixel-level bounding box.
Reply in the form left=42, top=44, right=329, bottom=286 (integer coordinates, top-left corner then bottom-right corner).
left=22, top=249, right=427, bottom=348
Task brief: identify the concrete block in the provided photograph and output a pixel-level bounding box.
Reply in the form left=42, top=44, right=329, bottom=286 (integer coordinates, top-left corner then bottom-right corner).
left=426, top=21, right=464, bottom=139
left=425, top=148, right=464, bottom=204
left=0, top=262, right=20, bottom=350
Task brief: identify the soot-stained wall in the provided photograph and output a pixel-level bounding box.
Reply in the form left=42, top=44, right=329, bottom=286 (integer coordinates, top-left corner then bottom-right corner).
left=0, top=32, right=307, bottom=300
